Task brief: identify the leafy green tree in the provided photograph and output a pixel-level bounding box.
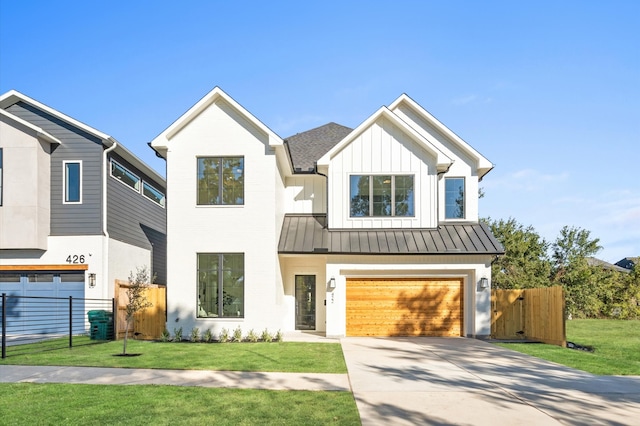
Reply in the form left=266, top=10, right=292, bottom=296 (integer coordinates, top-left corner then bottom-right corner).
left=551, top=226, right=603, bottom=317
left=482, top=217, right=551, bottom=289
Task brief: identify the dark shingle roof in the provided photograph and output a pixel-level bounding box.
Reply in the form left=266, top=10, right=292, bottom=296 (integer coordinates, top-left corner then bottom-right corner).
left=278, top=214, right=505, bottom=255
left=284, top=122, right=352, bottom=172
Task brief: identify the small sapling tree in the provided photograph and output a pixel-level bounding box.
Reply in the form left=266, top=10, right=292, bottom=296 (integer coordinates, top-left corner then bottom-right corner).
left=122, top=266, right=154, bottom=355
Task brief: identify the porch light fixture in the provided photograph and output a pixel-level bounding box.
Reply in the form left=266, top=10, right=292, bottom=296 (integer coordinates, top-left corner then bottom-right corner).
left=89, top=273, right=96, bottom=288
left=479, top=277, right=489, bottom=289
left=328, top=277, right=336, bottom=289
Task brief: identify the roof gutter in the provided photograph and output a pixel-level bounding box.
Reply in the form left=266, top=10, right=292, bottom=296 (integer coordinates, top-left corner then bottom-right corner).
left=314, top=162, right=329, bottom=229
left=101, top=141, right=117, bottom=298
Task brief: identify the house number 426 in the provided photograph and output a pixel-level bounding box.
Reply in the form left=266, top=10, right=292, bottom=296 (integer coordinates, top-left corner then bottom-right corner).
left=66, top=255, right=85, bottom=264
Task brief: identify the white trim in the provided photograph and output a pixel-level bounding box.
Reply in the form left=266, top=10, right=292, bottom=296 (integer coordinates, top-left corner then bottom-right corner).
left=110, top=159, right=141, bottom=193
left=150, top=86, right=283, bottom=154
left=62, top=160, right=82, bottom=204
left=388, top=94, right=493, bottom=178
left=0, top=109, right=61, bottom=145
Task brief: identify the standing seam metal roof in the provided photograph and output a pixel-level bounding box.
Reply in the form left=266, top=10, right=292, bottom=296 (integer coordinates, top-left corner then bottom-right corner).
left=278, top=215, right=505, bottom=255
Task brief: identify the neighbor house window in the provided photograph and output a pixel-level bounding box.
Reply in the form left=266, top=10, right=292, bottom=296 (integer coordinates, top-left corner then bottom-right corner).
left=0, top=148, right=3, bottom=206
left=142, top=181, right=166, bottom=207
left=197, top=157, right=244, bottom=205
left=197, top=253, right=244, bottom=318
left=63, top=161, right=82, bottom=204
left=111, top=160, right=141, bottom=192
left=350, top=175, right=414, bottom=217
left=445, top=177, right=465, bottom=219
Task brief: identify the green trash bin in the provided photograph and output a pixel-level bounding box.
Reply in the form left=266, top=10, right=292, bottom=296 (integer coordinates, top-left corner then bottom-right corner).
left=88, top=310, right=114, bottom=340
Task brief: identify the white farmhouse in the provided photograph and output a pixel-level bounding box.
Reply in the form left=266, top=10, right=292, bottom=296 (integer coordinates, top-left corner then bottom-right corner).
left=151, top=87, right=503, bottom=338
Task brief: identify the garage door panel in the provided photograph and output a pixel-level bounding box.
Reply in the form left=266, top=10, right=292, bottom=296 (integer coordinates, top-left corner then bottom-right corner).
left=346, top=278, right=463, bottom=337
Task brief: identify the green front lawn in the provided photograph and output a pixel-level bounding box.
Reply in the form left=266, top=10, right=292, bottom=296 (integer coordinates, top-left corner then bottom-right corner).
left=0, top=338, right=347, bottom=374
left=496, top=319, right=640, bottom=375
left=0, top=383, right=360, bottom=425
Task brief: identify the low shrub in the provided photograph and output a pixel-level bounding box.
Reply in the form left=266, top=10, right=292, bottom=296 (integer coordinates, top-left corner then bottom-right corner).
left=173, top=327, right=183, bottom=342
left=203, top=328, right=213, bottom=343
left=232, top=326, right=243, bottom=342
left=160, top=328, right=171, bottom=342
left=190, top=327, right=200, bottom=343
left=219, top=328, right=230, bottom=343
left=261, top=328, right=273, bottom=342
left=246, top=329, right=259, bottom=343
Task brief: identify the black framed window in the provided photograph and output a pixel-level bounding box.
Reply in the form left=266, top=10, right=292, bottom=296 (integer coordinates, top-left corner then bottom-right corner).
left=197, top=157, right=244, bottom=205
left=445, top=177, right=465, bottom=219
left=350, top=175, right=414, bottom=217
left=197, top=253, right=244, bottom=318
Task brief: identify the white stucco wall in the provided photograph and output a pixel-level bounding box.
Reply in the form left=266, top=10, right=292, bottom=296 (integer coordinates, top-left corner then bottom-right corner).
left=0, top=118, right=51, bottom=250
left=107, top=237, right=152, bottom=296
left=163, top=97, right=287, bottom=336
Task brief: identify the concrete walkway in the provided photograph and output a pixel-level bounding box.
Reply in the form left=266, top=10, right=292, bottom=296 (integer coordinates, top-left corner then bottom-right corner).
left=341, top=337, right=640, bottom=425
left=0, top=365, right=350, bottom=391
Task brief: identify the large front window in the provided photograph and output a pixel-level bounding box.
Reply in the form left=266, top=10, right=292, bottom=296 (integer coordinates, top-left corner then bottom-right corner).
left=197, top=253, right=244, bottom=318
left=350, top=175, right=414, bottom=217
left=197, top=157, right=244, bottom=205
left=445, top=177, right=465, bottom=219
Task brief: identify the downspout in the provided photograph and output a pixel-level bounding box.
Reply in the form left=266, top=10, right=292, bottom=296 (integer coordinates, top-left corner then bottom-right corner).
left=314, top=162, right=329, bottom=229
left=102, top=141, right=117, bottom=299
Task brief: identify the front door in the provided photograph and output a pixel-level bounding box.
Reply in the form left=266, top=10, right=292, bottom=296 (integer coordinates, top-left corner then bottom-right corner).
left=295, top=275, right=316, bottom=330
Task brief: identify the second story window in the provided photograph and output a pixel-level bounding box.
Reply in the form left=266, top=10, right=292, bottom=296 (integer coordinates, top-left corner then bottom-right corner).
left=111, top=160, right=141, bottom=192
left=63, top=161, right=82, bottom=204
left=197, top=157, right=244, bottom=205
left=445, top=177, right=465, bottom=219
left=142, top=182, right=166, bottom=207
left=350, top=175, right=414, bottom=217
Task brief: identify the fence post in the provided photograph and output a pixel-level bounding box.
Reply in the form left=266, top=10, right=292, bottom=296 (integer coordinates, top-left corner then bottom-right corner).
left=69, top=296, right=73, bottom=348
left=2, top=293, right=6, bottom=359
left=112, top=297, right=116, bottom=341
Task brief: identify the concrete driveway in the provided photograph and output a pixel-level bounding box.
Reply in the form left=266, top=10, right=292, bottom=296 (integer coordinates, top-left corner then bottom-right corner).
left=341, top=337, right=640, bottom=425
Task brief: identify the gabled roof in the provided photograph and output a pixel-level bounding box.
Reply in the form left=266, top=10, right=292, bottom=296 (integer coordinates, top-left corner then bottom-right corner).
left=0, top=90, right=165, bottom=186
left=278, top=214, right=505, bottom=255
left=587, top=257, right=631, bottom=274
left=284, top=122, right=352, bottom=173
left=0, top=108, right=62, bottom=145
left=150, top=86, right=282, bottom=155
left=614, top=257, right=637, bottom=271
left=389, top=94, right=494, bottom=179
left=317, top=106, right=453, bottom=171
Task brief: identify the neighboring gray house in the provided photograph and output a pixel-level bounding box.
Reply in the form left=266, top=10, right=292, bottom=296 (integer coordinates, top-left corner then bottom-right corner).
left=0, top=90, right=166, bottom=303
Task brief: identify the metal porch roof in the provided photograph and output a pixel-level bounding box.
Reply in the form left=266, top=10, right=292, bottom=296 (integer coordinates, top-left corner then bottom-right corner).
left=278, top=215, right=505, bottom=255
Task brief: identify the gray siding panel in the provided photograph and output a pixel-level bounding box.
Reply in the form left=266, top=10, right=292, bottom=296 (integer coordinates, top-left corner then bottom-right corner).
left=107, top=153, right=166, bottom=284
left=6, top=102, right=103, bottom=235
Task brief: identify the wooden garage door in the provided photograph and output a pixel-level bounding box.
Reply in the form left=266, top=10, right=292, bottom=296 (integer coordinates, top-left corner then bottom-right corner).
left=346, top=278, right=463, bottom=337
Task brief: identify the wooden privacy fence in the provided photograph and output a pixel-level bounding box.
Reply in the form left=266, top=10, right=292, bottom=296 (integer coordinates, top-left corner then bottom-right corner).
left=491, top=286, right=566, bottom=347
left=115, top=280, right=166, bottom=340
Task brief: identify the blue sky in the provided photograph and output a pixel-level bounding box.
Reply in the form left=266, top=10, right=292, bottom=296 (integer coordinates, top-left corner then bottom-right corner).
left=1, top=1, right=638, bottom=263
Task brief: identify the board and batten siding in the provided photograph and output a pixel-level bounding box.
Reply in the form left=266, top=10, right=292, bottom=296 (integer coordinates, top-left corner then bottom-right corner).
left=106, top=153, right=167, bottom=285
left=284, top=175, right=326, bottom=214
left=6, top=102, right=103, bottom=236
left=392, top=104, right=480, bottom=222
left=328, top=117, right=437, bottom=229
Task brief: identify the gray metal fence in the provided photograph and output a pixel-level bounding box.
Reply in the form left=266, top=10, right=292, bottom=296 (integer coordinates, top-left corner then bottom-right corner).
left=1, top=293, right=115, bottom=358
